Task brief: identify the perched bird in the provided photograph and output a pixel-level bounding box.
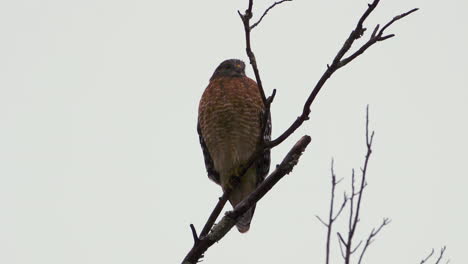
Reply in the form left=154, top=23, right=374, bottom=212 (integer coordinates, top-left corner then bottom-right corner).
left=197, top=59, right=271, bottom=233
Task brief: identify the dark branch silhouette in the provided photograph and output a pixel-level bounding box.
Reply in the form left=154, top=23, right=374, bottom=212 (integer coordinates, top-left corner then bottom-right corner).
left=182, top=136, right=311, bottom=264
left=317, top=108, right=449, bottom=263
left=421, top=249, right=436, bottom=264
left=251, top=0, right=293, bottom=30
left=420, top=246, right=449, bottom=264
left=342, top=106, right=376, bottom=264
left=357, top=218, right=391, bottom=264
left=316, top=159, right=347, bottom=264
left=268, top=0, right=418, bottom=148
left=182, top=0, right=419, bottom=263
left=318, top=106, right=391, bottom=264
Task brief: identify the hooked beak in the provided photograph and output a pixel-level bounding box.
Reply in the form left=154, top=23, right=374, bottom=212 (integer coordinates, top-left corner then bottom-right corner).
left=234, top=63, right=243, bottom=74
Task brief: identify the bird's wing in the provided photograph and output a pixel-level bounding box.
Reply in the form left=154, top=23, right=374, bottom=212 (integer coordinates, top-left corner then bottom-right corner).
left=197, top=121, right=220, bottom=184
left=255, top=109, right=271, bottom=184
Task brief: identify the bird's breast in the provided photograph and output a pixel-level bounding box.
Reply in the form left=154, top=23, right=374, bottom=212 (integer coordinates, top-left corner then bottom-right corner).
left=198, top=77, right=264, bottom=180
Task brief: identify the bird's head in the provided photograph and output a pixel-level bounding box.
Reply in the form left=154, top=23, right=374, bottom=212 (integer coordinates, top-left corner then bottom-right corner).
left=210, top=59, right=246, bottom=80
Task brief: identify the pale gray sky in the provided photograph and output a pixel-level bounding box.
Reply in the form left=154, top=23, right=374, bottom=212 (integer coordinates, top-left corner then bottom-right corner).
left=0, top=0, right=467, bottom=263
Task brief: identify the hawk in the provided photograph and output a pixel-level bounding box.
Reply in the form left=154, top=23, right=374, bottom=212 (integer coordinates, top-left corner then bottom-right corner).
left=197, top=59, right=271, bottom=233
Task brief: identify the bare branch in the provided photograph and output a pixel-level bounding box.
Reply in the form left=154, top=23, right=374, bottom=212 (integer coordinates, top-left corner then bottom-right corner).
left=346, top=106, right=374, bottom=263
left=239, top=0, right=267, bottom=105
left=349, top=169, right=356, bottom=231
left=182, top=136, right=311, bottom=264
left=351, top=240, right=363, bottom=254
left=338, top=7, right=419, bottom=68
left=337, top=232, right=347, bottom=259
left=380, top=8, right=419, bottom=34
left=321, top=106, right=375, bottom=264
left=189, top=224, right=199, bottom=245
left=419, top=246, right=448, bottom=264
left=316, top=215, right=329, bottom=227
left=251, top=0, right=292, bottom=30
left=319, top=158, right=348, bottom=264
left=357, top=218, right=391, bottom=264
left=435, top=247, right=447, bottom=264
left=268, top=0, right=417, bottom=148
left=199, top=192, right=229, bottom=238
left=332, top=191, right=348, bottom=221
left=420, top=249, right=435, bottom=264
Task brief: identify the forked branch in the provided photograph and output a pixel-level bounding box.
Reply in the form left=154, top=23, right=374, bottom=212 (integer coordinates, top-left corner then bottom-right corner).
left=357, top=218, right=391, bottom=264
left=315, top=159, right=347, bottom=264
left=318, top=106, right=390, bottom=264
left=420, top=246, right=449, bottom=264
left=268, top=0, right=418, bottom=148
left=251, top=0, right=293, bottom=29
left=182, top=136, right=311, bottom=264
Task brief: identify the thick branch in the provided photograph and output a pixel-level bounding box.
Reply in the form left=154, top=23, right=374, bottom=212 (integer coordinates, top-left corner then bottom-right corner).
left=182, top=136, right=311, bottom=264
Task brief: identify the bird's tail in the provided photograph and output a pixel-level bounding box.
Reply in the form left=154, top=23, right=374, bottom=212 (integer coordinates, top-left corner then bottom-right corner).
left=227, top=167, right=259, bottom=233
left=235, top=205, right=256, bottom=233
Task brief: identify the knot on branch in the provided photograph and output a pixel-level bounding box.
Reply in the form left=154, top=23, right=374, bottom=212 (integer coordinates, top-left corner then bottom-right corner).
left=244, top=9, right=252, bottom=20
left=355, top=27, right=367, bottom=39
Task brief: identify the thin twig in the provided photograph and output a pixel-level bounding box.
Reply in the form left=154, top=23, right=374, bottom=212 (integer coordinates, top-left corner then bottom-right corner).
left=351, top=240, right=363, bottom=254
left=332, top=193, right=348, bottom=222
left=238, top=0, right=267, bottom=105
left=251, top=0, right=292, bottom=29
left=420, top=246, right=448, bottom=264
left=316, top=215, right=329, bottom=227
left=357, top=218, right=391, bottom=264
left=346, top=106, right=374, bottom=263
left=337, top=232, right=347, bottom=259
left=326, top=158, right=338, bottom=264
left=267, top=1, right=418, bottom=148
left=338, top=7, right=419, bottom=68
left=321, top=158, right=348, bottom=264
left=434, top=247, right=447, bottom=264
left=239, top=0, right=279, bottom=154
left=420, top=249, right=435, bottom=264
left=189, top=224, right=199, bottom=245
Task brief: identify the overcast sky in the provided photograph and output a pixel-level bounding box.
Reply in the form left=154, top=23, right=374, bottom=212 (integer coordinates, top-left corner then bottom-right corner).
left=0, top=0, right=467, bottom=263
